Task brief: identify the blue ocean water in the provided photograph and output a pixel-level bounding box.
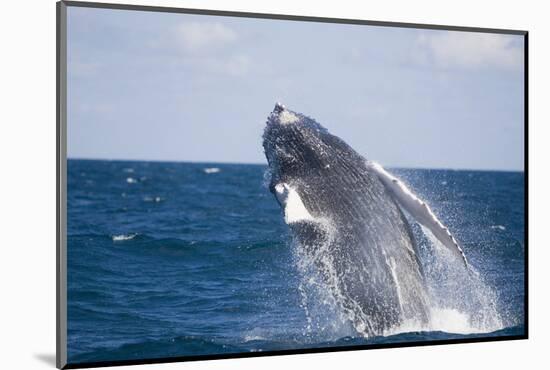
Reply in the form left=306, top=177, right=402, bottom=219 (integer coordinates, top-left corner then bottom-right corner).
left=67, top=159, right=525, bottom=364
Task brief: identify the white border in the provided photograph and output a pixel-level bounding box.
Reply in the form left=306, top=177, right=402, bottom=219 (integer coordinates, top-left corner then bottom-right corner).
left=3, top=0, right=547, bottom=369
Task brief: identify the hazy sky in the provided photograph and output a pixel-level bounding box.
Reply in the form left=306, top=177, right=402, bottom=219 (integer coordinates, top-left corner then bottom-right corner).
left=67, top=7, right=525, bottom=171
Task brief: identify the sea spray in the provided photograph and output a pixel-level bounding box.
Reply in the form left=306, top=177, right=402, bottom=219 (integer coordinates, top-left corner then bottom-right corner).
left=293, top=240, right=356, bottom=341
left=291, top=222, right=504, bottom=339
left=419, top=226, right=504, bottom=333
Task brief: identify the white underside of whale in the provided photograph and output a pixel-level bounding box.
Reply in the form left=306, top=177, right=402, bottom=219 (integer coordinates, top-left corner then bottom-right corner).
left=367, top=161, right=469, bottom=268
left=274, top=183, right=315, bottom=224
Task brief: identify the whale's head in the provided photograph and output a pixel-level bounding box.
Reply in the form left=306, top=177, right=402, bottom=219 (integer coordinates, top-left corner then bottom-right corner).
left=262, top=103, right=363, bottom=189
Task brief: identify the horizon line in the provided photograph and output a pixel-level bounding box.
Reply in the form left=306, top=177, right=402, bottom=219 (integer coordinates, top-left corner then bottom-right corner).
left=67, top=156, right=525, bottom=173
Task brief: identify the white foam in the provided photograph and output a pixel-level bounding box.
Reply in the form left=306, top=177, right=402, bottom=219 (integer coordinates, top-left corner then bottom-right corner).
left=126, top=177, right=137, bottom=184
left=384, top=308, right=492, bottom=336
left=112, top=233, right=137, bottom=242
left=243, top=334, right=266, bottom=342
left=203, top=167, right=220, bottom=174
left=429, top=308, right=486, bottom=334
left=491, top=225, right=506, bottom=231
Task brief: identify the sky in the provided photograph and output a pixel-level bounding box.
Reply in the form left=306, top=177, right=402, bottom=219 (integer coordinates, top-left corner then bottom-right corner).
left=67, top=7, right=525, bottom=171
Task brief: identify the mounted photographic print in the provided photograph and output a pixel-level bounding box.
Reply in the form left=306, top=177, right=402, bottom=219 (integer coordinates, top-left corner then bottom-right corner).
left=56, top=1, right=528, bottom=368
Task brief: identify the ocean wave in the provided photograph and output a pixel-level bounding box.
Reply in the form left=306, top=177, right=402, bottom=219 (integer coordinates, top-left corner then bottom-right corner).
left=67, top=161, right=524, bottom=364
left=69, top=324, right=524, bottom=364
left=70, top=335, right=240, bottom=363
left=112, top=234, right=138, bottom=242
left=126, top=177, right=137, bottom=184
left=203, top=167, right=221, bottom=174
left=243, top=334, right=267, bottom=342
left=491, top=225, right=506, bottom=231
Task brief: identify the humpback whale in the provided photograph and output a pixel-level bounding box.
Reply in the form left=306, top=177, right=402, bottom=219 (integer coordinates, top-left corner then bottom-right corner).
left=262, top=103, right=468, bottom=337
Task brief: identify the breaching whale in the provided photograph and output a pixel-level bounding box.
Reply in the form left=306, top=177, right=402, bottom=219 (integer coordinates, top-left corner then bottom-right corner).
left=262, top=103, right=468, bottom=337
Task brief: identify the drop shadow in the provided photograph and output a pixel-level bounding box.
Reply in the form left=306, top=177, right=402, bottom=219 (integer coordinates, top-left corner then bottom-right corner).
left=34, top=353, right=56, bottom=367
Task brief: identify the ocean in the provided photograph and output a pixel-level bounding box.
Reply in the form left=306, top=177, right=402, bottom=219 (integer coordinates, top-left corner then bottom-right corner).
left=67, top=159, right=525, bottom=364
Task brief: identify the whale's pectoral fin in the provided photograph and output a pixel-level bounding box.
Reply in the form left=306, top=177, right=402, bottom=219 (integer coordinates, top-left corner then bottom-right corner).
left=368, top=162, right=469, bottom=269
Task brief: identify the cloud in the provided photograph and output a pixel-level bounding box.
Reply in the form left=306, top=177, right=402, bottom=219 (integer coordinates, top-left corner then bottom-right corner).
left=417, top=31, right=523, bottom=70
left=208, top=54, right=251, bottom=76
left=165, top=21, right=251, bottom=76
left=174, top=21, right=237, bottom=53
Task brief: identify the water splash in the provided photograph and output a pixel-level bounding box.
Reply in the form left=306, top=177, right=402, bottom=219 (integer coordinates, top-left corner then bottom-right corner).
left=293, top=223, right=505, bottom=340
left=419, top=226, right=504, bottom=333
left=293, top=240, right=356, bottom=341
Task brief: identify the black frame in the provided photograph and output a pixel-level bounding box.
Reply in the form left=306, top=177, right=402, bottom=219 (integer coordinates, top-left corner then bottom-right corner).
left=56, top=1, right=529, bottom=368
